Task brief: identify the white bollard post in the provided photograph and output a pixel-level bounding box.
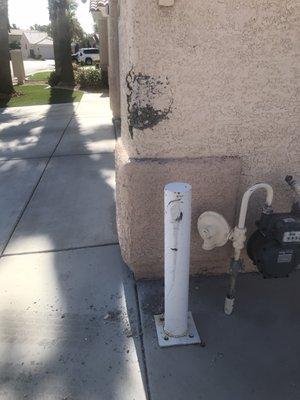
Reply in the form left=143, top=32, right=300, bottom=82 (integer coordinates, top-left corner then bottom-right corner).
left=154, top=182, right=201, bottom=347
left=164, top=182, right=191, bottom=336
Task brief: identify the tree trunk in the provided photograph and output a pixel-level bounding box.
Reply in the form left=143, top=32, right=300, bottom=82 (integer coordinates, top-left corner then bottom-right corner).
left=0, top=0, right=14, bottom=95
left=48, top=0, right=74, bottom=87
left=50, top=11, right=61, bottom=73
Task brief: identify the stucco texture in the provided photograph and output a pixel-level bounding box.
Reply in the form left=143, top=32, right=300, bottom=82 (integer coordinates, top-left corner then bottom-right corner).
left=116, top=144, right=243, bottom=278
left=117, top=0, right=299, bottom=278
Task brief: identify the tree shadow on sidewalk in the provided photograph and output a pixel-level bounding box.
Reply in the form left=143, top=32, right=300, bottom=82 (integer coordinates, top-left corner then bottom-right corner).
left=0, top=93, right=148, bottom=399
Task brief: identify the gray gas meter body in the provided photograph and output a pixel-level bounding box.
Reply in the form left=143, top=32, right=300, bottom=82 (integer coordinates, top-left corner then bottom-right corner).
left=247, top=212, right=300, bottom=278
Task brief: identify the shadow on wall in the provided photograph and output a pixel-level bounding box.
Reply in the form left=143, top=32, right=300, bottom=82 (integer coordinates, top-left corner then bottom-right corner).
left=0, top=96, right=148, bottom=399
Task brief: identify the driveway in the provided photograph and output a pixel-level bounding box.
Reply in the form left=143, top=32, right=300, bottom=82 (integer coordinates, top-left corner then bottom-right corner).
left=11, top=59, right=55, bottom=77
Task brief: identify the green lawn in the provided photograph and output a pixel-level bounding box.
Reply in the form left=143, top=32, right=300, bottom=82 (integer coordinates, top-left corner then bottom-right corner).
left=28, top=71, right=52, bottom=81
left=0, top=85, right=83, bottom=108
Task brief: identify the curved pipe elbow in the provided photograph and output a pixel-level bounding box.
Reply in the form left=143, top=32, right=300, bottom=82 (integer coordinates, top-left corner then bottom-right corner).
left=238, top=183, right=273, bottom=229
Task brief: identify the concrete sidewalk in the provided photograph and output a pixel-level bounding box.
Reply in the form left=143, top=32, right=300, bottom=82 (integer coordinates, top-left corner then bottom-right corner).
left=137, top=273, right=300, bottom=400
left=0, top=94, right=147, bottom=399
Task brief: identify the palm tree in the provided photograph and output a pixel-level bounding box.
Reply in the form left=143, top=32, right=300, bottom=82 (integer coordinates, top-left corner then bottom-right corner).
left=0, top=0, right=14, bottom=96
left=48, top=0, right=74, bottom=86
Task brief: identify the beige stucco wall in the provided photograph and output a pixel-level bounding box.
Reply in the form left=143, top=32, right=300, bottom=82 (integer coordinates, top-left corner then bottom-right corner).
left=95, top=13, right=109, bottom=70
left=116, top=144, right=244, bottom=279
left=116, top=0, right=299, bottom=278
left=108, top=0, right=121, bottom=119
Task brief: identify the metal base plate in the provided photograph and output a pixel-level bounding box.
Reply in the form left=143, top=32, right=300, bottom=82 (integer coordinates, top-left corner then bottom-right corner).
left=154, top=312, right=201, bottom=347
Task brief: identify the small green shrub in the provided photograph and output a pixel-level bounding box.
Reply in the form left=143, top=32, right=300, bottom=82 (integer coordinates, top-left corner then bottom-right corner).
left=72, top=62, right=79, bottom=72
left=75, top=67, right=108, bottom=90
left=10, top=41, right=21, bottom=50
left=48, top=71, right=61, bottom=87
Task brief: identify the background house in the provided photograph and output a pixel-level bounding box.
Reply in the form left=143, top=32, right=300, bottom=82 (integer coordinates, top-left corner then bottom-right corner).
left=9, top=29, right=23, bottom=48
left=20, top=31, right=54, bottom=59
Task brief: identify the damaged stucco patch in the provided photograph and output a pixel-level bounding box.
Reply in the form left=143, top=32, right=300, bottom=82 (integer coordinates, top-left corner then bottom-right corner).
left=126, top=68, right=173, bottom=138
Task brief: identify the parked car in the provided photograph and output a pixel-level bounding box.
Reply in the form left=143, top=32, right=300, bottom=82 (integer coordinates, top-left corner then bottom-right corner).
left=77, top=48, right=100, bottom=65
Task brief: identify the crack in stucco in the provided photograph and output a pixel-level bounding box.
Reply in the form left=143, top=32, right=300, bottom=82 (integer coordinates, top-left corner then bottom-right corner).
left=126, top=67, right=173, bottom=138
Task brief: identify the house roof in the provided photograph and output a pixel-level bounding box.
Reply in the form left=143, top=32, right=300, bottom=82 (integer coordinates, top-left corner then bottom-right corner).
left=90, top=0, right=109, bottom=12
left=36, top=37, right=53, bottom=46
left=9, top=29, right=23, bottom=37
left=23, top=31, right=50, bottom=45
